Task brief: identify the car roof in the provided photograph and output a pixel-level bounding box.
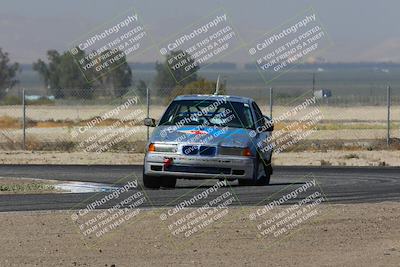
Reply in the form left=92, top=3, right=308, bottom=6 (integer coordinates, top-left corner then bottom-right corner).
left=173, top=94, right=254, bottom=104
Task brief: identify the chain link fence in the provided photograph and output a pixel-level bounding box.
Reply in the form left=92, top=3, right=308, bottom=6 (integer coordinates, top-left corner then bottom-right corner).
left=0, top=84, right=399, bottom=156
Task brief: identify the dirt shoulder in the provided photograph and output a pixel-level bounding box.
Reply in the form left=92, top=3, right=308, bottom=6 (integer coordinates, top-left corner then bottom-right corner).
left=0, top=203, right=399, bottom=266
left=1, top=150, right=399, bottom=166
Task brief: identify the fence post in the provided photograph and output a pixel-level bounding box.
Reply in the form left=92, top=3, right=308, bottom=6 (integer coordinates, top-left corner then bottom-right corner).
left=387, top=85, right=391, bottom=146
left=269, top=87, right=273, bottom=118
left=146, top=87, right=150, bottom=141
left=312, top=72, right=315, bottom=95
left=22, top=88, right=26, bottom=150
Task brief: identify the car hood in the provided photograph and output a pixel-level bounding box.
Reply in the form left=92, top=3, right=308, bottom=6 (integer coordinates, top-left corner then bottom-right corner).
left=150, top=125, right=253, bottom=148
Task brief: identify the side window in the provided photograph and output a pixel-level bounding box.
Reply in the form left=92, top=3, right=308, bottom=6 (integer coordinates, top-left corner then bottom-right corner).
left=252, top=102, right=264, bottom=127
left=242, top=104, right=254, bottom=128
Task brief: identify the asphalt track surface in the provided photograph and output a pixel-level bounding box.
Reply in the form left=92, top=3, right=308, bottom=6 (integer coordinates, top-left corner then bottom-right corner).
left=0, top=165, right=399, bottom=212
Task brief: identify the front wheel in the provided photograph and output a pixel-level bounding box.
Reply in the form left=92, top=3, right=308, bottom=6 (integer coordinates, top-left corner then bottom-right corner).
left=143, top=173, right=161, bottom=189
left=256, top=158, right=271, bottom=186
left=238, top=179, right=253, bottom=186
left=255, top=170, right=271, bottom=186
left=161, top=176, right=177, bottom=188
left=238, top=158, right=271, bottom=186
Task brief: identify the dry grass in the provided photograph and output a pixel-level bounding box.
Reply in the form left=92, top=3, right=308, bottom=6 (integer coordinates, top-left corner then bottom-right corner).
left=0, top=116, right=21, bottom=128
left=1, top=105, right=399, bottom=121
left=0, top=116, right=143, bottom=129
left=343, top=153, right=360, bottom=159
left=1, top=105, right=399, bottom=153
left=0, top=178, right=58, bottom=194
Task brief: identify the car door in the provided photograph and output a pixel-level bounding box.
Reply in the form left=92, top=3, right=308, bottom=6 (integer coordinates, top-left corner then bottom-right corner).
left=251, top=101, right=272, bottom=161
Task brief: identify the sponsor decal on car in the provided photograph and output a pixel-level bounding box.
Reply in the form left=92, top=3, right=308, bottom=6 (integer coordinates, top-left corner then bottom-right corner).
left=178, top=129, right=209, bottom=135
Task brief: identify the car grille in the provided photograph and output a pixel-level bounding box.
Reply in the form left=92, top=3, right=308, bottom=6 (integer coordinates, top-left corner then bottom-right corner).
left=182, top=145, right=216, bottom=156
left=165, top=165, right=230, bottom=174
left=199, top=146, right=216, bottom=156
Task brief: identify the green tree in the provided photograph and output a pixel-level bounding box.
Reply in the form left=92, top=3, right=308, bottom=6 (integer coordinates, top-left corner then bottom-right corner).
left=0, top=48, right=20, bottom=99
left=59, top=50, right=93, bottom=99
left=97, top=50, right=132, bottom=97
left=34, top=48, right=133, bottom=99
left=33, top=49, right=92, bottom=99
left=154, top=50, right=199, bottom=95
left=136, top=80, right=147, bottom=98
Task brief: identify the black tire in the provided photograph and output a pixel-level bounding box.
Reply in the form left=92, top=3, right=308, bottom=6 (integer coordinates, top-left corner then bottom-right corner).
left=238, top=157, right=271, bottom=186
left=256, top=160, right=271, bottom=186
left=161, top=176, right=177, bottom=188
left=143, top=173, right=161, bottom=189
left=255, top=171, right=270, bottom=186
left=238, top=179, right=253, bottom=186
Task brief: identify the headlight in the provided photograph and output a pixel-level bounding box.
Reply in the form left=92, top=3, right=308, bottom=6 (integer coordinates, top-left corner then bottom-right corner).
left=148, top=143, right=177, bottom=153
left=219, top=147, right=252, bottom=157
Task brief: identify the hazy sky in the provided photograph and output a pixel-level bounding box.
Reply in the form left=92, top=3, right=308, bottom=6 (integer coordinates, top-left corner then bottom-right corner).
left=1, top=0, right=399, bottom=63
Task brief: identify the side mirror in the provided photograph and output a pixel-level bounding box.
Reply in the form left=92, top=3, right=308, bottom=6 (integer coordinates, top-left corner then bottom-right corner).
left=264, top=116, right=274, bottom=132
left=266, top=124, right=274, bottom=132
left=144, top=118, right=156, bottom=127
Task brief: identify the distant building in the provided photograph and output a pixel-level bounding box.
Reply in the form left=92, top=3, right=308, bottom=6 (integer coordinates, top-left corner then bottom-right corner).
left=314, top=89, right=332, bottom=99
left=25, top=95, right=55, bottom=101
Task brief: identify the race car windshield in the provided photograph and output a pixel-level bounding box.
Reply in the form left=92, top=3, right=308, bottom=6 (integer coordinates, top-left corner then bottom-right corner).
left=159, top=99, right=254, bottom=129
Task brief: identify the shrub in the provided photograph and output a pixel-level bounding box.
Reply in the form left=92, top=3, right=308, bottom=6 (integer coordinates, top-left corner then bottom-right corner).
left=166, top=78, right=225, bottom=103
left=26, top=97, right=55, bottom=105
left=344, top=153, right=359, bottom=159
left=1, top=95, right=21, bottom=105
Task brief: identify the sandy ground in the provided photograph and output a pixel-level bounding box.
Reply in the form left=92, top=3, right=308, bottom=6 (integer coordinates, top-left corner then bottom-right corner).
left=0, top=203, right=399, bottom=266
left=273, top=150, right=400, bottom=166
left=0, top=151, right=144, bottom=165
left=1, top=150, right=399, bottom=166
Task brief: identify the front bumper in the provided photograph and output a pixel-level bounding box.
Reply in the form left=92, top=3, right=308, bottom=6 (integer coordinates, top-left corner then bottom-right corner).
left=144, top=152, right=256, bottom=180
